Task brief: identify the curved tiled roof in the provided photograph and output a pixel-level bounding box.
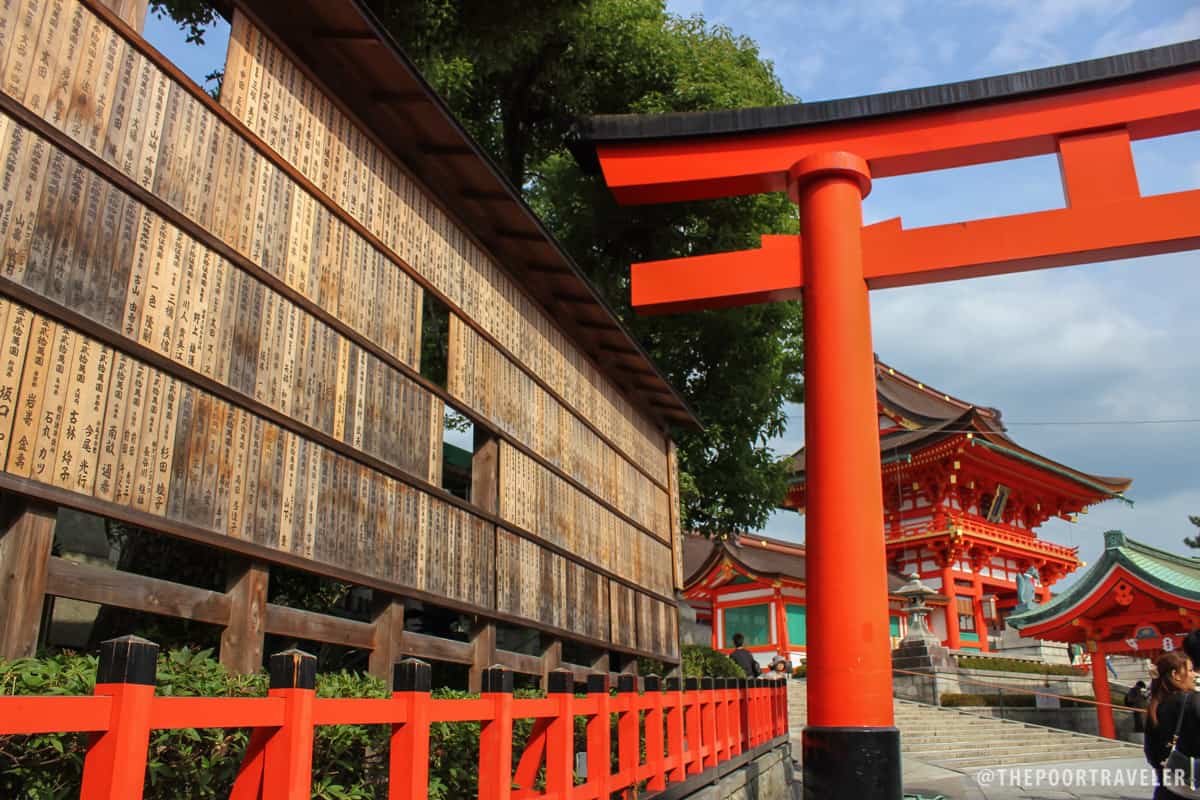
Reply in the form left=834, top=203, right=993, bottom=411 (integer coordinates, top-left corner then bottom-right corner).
left=787, top=358, right=1132, bottom=498
left=683, top=531, right=908, bottom=592
left=1007, top=530, right=1200, bottom=631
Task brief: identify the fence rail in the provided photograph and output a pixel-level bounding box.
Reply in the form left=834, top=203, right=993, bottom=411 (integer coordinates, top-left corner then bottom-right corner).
left=0, top=636, right=789, bottom=800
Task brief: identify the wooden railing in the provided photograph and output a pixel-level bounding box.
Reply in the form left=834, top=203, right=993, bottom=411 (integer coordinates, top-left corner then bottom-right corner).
left=0, top=636, right=789, bottom=800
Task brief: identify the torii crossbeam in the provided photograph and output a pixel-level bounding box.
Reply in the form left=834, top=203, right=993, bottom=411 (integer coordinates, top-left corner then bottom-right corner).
left=572, top=39, right=1200, bottom=799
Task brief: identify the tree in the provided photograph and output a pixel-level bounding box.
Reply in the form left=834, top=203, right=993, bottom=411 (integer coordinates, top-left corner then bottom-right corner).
left=1184, top=515, right=1200, bottom=549
left=152, top=0, right=803, bottom=534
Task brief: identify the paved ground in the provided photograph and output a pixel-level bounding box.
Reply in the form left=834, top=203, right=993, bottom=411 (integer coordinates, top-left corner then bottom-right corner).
left=791, top=750, right=1159, bottom=799
left=902, top=756, right=1160, bottom=799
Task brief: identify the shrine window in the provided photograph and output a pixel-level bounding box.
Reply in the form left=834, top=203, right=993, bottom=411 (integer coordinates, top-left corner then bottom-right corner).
left=786, top=604, right=807, bottom=646
left=957, top=597, right=977, bottom=632
left=722, top=604, right=772, bottom=648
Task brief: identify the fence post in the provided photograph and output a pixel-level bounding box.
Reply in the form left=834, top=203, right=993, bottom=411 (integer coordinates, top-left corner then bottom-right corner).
left=684, top=677, right=702, bottom=775
left=586, top=672, right=612, bottom=797
left=700, top=677, right=718, bottom=769
left=644, top=675, right=666, bottom=791
left=748, top=679, right=760, bottom=747
left=80, top=635, right=158, bottom=800
left=666, top=676, right=686, bottom=784
left=478, top=665, right=514, bottom=800
left=715, top=677, right=730, bottom=762
left=390, top=658, right=431, bottom=800
left=617, top=674, right=639, bottom=791
left=736, top=678, right=748, bottom=753
left=545, top=668, right=576, bottom=798
left=263, top=649, right=317, bottom=800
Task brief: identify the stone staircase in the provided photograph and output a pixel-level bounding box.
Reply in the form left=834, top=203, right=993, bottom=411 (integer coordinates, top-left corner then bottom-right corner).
left=787, top=681, right=1140, bottom=770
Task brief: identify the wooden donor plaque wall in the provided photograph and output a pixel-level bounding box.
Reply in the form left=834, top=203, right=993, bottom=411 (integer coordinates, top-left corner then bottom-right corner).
left=0, top=0, right=681, bottom=658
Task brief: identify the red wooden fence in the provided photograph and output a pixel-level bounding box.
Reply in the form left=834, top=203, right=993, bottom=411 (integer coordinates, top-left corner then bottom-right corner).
left=0, top=636, right=790, bottom=799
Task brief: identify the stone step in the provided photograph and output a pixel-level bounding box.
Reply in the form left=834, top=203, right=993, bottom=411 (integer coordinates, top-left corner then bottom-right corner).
left=935, top=746, right=1139, bottom=769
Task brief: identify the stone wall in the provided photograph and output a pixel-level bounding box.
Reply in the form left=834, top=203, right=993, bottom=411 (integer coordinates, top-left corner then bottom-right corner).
left=669, top=744, right=795, bottom=800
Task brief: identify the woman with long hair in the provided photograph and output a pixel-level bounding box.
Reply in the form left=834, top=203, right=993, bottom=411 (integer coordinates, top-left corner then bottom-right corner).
left=1145, top=650, right=1196, bottom=798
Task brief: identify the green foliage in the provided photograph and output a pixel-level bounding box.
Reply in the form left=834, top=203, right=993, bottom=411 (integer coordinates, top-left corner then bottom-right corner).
left=940, top=692, right=1097, bottom=709
left=0, top=650, right=550, bottom=799
left=681, top=644, right=743, bottom=679
left=955, top=656, right=1082, bottom=676
left=153, top=0, right=804, bottom=533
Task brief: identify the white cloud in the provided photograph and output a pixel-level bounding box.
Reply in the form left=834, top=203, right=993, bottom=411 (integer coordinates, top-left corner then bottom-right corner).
left=980, top=0, right=1133, bottom=69
left=1092, top=6, right=1200, bottom=57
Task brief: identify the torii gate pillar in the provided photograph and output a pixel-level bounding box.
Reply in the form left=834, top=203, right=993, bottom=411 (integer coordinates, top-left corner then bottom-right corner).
left=791, top=153, right=900, bottom=797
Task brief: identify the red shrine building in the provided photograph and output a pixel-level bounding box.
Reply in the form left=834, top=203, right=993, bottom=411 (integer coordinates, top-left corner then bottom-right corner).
left=682, top=531, right=913, bottom=668
left=783, top=359, right=1132, bottom=653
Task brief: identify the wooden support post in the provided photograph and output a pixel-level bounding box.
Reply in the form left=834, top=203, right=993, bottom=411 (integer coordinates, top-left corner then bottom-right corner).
left=618, top=652, right=639, bottom=675
left=644, top=675, right=667, bottom=791
left=700, top=677, right=718, bottom=768
left=0, top=501, right=56, bottom=659
left=220, top=559, right=269, bottom=674
left=369, top=597, right=406, bottom=680
left=1092, top=647, right=1116, bottom=739
left=540, top=637, right=562, bottom=689
left=469, top=619, right=496, bottom=693
left=471, top=434, right=499, bottom=514
left=592, top=650, right=610, bottom=676
left=684, top=677, right=702, bottom=775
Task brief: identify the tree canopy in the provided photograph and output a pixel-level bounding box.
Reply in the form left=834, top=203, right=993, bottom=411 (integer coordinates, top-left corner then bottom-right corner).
left=153, top=0, right=804, bottom=534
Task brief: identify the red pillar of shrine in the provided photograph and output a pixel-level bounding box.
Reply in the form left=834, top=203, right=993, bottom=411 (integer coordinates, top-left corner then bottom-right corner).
left=791, top=152, right=901, bottom=799
left=1091, top=648, right=1116, bottom=739
left=942, top=564, right=961, bottom=650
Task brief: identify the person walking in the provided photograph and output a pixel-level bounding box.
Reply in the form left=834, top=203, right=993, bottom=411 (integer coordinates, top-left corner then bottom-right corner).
left=1126, top=680, right=1150, bottom=736
left=729, top=633, right=759, bottom=677
left=1145, top=650, right=1197, bottom=798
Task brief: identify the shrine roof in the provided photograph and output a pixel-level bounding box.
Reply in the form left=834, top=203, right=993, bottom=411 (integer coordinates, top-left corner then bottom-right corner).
left=237, top=0, right=699, bottom=431
left=682, top=531, right=909, bottom=592
left=570, top=39, right=1200, bottom=171
left=1007, top=530, right=1200, bottom=631
left=787, top=358, right=1132, bottom=499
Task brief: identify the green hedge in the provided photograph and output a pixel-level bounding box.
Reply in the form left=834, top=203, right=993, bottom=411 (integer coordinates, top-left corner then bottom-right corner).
left=638, top=644, right=743, bottom=679
left=955, top=656, right=1082, bottom=676
left=940, top=692, right=1096, bottom=709
left=0, top=649, right=554, bottom=799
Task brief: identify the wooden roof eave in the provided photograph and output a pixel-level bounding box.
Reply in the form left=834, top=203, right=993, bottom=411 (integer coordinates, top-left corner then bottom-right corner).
left=237, top=0, right=701, bottom=433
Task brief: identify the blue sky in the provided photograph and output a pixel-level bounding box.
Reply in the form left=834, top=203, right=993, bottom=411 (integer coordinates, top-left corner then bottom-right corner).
left=145, top=2, right=1200, bottom=585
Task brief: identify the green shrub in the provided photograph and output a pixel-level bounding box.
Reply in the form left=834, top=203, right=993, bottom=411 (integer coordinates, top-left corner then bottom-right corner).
left=638, top=643, right=743, bottom=679
left=955, top=656, right=1082, bottom=676
left=940, top=692, right=1097, bottom=709
left=680, top=645, right=744, bottom=679
left=792, top=664, right=806, bottom=678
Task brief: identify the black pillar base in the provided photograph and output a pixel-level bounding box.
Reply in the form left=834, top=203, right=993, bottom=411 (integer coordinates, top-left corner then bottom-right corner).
left=803, top=726, right=901, bottom=800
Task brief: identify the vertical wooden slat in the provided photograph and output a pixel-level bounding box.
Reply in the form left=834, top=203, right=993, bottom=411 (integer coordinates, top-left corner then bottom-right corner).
left=219, top=557, right=268, bottom=674
left=0, top=499, right=56, bottom=658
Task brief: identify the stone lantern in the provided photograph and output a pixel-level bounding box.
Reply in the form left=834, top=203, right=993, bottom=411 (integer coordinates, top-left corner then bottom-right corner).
left=896, top=572, right=939, bottom=645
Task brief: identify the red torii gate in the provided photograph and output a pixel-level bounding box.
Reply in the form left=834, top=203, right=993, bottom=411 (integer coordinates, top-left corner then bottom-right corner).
left=572, top=40, right=1200, bottom=799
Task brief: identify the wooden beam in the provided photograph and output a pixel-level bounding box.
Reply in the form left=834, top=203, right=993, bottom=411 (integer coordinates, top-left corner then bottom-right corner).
left=495, top=648, right=542, bottom=675
left=400, top=630, right=474, bottom=664
left=371, top=90, right=425, bottom=105
left=0, top=501, right=56, bottom=659
left=461, top=189, right=511, bottom=203
left=310, top=28, right=378, bottom=41
left=419, top=143, right=475, bottom=157
left=45, top=557, right=232, bottom=626
left=368, top=596, right=406, bottom=680
left=541, top=638, right=562, bottom=689
left=469, top=620, right=497, bottom=692
left=265, top=603, right=376, bottom=650
left=221, top=560, right=269, bottom=674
